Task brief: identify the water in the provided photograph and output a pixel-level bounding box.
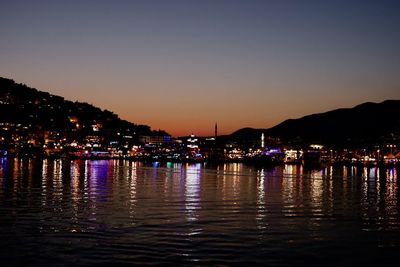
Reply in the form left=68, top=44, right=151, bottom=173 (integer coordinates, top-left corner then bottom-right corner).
left=0, top=158, right=399, bottom=266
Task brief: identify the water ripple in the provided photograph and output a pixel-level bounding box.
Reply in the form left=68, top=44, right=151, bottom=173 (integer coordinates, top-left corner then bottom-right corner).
left=0, top=159, right=399, bottom=266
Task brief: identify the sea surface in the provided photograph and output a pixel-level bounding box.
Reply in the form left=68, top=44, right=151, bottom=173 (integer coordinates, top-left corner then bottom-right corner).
left=0, top=158, right=399, bottom=266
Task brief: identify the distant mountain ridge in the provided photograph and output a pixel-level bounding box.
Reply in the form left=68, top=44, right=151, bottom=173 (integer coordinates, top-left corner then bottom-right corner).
left=231, top=100, right=400, bottom=147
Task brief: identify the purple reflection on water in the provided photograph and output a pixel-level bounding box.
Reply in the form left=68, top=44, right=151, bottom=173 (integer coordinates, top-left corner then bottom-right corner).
left=85, top=160, right=110, bottom=200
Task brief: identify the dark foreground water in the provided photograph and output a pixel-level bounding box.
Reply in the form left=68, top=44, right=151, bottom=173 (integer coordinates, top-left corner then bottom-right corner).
left=0, top=158, right=399, bottom=266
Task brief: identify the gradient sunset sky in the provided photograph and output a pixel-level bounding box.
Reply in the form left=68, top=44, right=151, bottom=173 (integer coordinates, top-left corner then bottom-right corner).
left=1, top=0, right=399, bottom=136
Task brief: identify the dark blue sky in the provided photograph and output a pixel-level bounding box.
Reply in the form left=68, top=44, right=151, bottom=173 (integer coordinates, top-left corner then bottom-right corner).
left=1, top=0, right=399, bottom=135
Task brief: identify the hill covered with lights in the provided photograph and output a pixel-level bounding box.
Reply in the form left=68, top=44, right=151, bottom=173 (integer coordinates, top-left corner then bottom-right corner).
left=0, top=77, right=168, bottom=155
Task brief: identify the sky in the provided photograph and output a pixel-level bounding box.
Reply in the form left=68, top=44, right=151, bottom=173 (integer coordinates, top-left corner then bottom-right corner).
left=1, top=0, right=400, bottom=136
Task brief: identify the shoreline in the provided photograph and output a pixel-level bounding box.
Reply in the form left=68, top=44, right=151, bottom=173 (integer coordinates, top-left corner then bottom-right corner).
left=2, top=155, right=399, bottom=169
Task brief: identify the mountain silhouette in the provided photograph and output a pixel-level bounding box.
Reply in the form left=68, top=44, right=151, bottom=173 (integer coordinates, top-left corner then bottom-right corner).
left=0, top=77, right=168, bottom=141
left=231, top=100, right=400, bottom=147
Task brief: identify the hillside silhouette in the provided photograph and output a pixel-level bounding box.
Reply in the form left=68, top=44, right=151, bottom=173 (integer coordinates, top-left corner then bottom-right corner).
left=0, top=77, right=168, bottom=142
left=231, top=100, right=400, bottom=147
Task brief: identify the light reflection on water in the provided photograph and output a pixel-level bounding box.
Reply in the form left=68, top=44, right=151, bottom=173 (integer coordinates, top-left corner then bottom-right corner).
left=185, top=163, right=201, bottom=223
left=0, top=159, right=400, bottom=266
